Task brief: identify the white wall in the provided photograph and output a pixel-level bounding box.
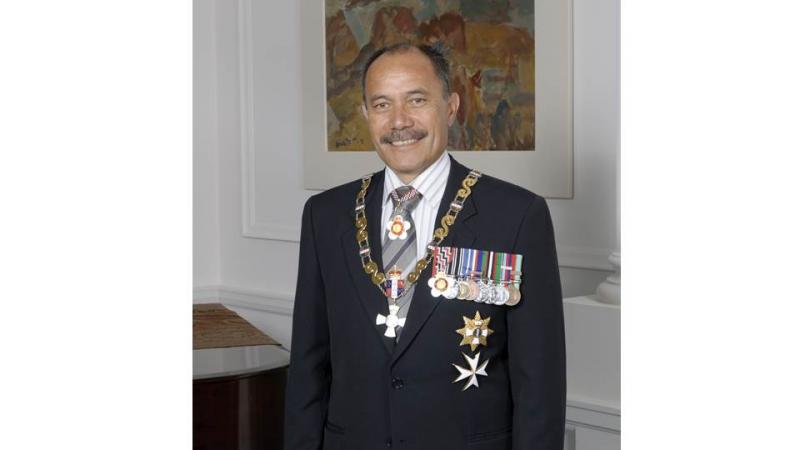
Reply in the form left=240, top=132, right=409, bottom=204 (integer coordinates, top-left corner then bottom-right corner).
left=194, top=0, right=619, bottom=447
left=193, top=0, right=220, bottom=287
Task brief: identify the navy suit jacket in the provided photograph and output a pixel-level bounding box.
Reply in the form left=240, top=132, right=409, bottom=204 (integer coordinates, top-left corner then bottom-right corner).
left=284, top=156, right=566, bottom=450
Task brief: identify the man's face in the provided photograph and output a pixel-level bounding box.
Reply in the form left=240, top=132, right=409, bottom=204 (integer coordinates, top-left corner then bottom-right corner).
left=361, top=49, right=460, bottom=182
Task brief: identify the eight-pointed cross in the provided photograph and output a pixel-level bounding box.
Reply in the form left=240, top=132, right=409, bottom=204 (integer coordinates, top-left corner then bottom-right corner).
left=452, top=351, right=489, bottom=390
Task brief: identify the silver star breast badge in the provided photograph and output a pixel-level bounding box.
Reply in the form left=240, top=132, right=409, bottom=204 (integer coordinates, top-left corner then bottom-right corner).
left=376, top=304, right=405, bottom=338
left=452, top=352, right=489, bottom=391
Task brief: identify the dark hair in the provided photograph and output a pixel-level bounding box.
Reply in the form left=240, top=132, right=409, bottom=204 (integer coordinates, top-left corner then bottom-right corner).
left=361, top=43, right=451, bottom=102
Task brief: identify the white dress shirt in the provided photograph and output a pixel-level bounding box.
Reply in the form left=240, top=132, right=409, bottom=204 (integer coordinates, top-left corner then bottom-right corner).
left=381, top=151, right=451, bottom=272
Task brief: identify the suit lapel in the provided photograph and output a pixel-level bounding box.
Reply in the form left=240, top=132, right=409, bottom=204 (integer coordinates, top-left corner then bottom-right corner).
left=390, top=156, right=478, bottom=365
left=340, top=169, right=394, bottom=356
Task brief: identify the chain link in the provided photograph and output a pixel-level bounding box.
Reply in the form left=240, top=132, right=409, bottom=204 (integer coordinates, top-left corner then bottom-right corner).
left=354, top=170, right=482, bottom=297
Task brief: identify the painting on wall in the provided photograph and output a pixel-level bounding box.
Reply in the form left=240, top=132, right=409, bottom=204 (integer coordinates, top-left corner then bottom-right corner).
left=325, top=0, right=535, bottom=152
left=299, top=0, right=572, bottom=197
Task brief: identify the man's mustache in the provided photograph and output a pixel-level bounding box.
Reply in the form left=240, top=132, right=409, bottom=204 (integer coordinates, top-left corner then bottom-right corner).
left=380, top=129, right=428, bottom=144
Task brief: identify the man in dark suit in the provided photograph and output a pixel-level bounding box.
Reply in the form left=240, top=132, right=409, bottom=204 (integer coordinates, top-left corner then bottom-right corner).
left=285, top=43, right=566, bottom=450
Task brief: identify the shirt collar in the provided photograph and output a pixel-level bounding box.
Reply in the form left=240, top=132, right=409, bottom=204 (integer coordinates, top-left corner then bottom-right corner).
left=383, top=151, right=451, bottom=208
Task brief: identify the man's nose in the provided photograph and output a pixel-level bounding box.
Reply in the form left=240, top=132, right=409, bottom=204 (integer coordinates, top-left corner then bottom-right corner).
left=390, top=106, right=413, bottom=130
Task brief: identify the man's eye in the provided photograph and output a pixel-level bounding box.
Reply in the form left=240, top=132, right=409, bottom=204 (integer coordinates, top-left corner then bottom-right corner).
left=373, top=102, right=389, bottom=110
left=409, top=98, right=427, bottom=106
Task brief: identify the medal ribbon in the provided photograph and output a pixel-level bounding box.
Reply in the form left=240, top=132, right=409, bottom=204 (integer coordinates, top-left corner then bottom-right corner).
left=432, top=246, right=523, bottom=286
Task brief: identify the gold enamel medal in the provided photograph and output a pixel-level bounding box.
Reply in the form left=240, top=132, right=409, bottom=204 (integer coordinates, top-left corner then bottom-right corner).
left=428, top=271, right=456, bottom=298
left=456, top=310, right=494, bottom=351
left=384, top=266, right=405, bottom=300
left=386, top=215, right=411, bottom=240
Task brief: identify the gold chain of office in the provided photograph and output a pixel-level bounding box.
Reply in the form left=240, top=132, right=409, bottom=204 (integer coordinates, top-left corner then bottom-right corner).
left=354, top=169, right=482, bottom=297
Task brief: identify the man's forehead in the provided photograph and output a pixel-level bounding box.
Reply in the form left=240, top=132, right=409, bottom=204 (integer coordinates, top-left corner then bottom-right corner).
left=365, top=51, right=441, bottom=93
left=368, top=49, right=436, bottom=78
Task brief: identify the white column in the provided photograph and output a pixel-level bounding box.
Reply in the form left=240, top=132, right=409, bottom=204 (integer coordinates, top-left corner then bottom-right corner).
left=595, top=251, right=620, bottom=305
left=596, top=40, right=621, bottom=306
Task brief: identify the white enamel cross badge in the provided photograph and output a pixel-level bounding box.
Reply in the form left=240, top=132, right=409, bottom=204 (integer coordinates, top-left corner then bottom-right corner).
left=452, top=352, right=489, bottom=391
left=376, top=304, right=405, bottom=338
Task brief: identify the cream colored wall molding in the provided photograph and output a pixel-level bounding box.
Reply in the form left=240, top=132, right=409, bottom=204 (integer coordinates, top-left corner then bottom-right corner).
left=566, top=398, right=620, bottom=434
left=559, top=245, right=615, bottom=271
left=237, top=0, right=294, bottom=242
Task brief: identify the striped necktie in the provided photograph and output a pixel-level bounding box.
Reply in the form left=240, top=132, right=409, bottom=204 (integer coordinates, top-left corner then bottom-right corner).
left=382, top=185, right=422, bottom=341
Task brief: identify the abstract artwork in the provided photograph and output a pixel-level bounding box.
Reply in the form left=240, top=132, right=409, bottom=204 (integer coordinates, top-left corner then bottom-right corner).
left=325, top=0, right=535, bottom=151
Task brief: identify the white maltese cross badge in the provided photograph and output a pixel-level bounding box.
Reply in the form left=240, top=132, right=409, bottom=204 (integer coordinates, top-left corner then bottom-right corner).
left=452, top=352, right=489, bottom=391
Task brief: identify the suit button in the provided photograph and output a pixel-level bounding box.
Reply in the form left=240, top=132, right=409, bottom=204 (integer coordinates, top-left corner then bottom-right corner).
left=386, top=438, right=392, bottom=447
left=391, top=377, right=404, bottom=389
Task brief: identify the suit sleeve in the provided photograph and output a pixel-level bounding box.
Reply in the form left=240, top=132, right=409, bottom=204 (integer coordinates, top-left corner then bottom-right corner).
left=284, top=197, right=331, bottom=450
left=508, top=195, right=567, bottom=450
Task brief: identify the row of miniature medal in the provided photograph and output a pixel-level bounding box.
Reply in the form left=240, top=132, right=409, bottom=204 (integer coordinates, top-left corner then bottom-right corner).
left=428, top=246, right=523, bottom=305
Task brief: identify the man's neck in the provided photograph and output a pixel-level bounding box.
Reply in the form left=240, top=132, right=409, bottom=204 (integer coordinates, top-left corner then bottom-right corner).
left=396, top=172, right=417, bottom=185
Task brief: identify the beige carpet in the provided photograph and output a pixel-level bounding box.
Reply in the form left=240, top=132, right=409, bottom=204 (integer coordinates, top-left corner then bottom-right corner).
left=193, top=303, right=278, bottom=349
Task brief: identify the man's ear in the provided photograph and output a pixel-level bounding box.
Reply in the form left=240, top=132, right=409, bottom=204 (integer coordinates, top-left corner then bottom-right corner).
left=361, top=103, right=368, bottom=119
left=447, top=92, right=460, bottom=126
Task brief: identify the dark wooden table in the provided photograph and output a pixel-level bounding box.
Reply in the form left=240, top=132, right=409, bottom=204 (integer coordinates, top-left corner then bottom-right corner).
left=193, top=344, right=290, bottom=450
